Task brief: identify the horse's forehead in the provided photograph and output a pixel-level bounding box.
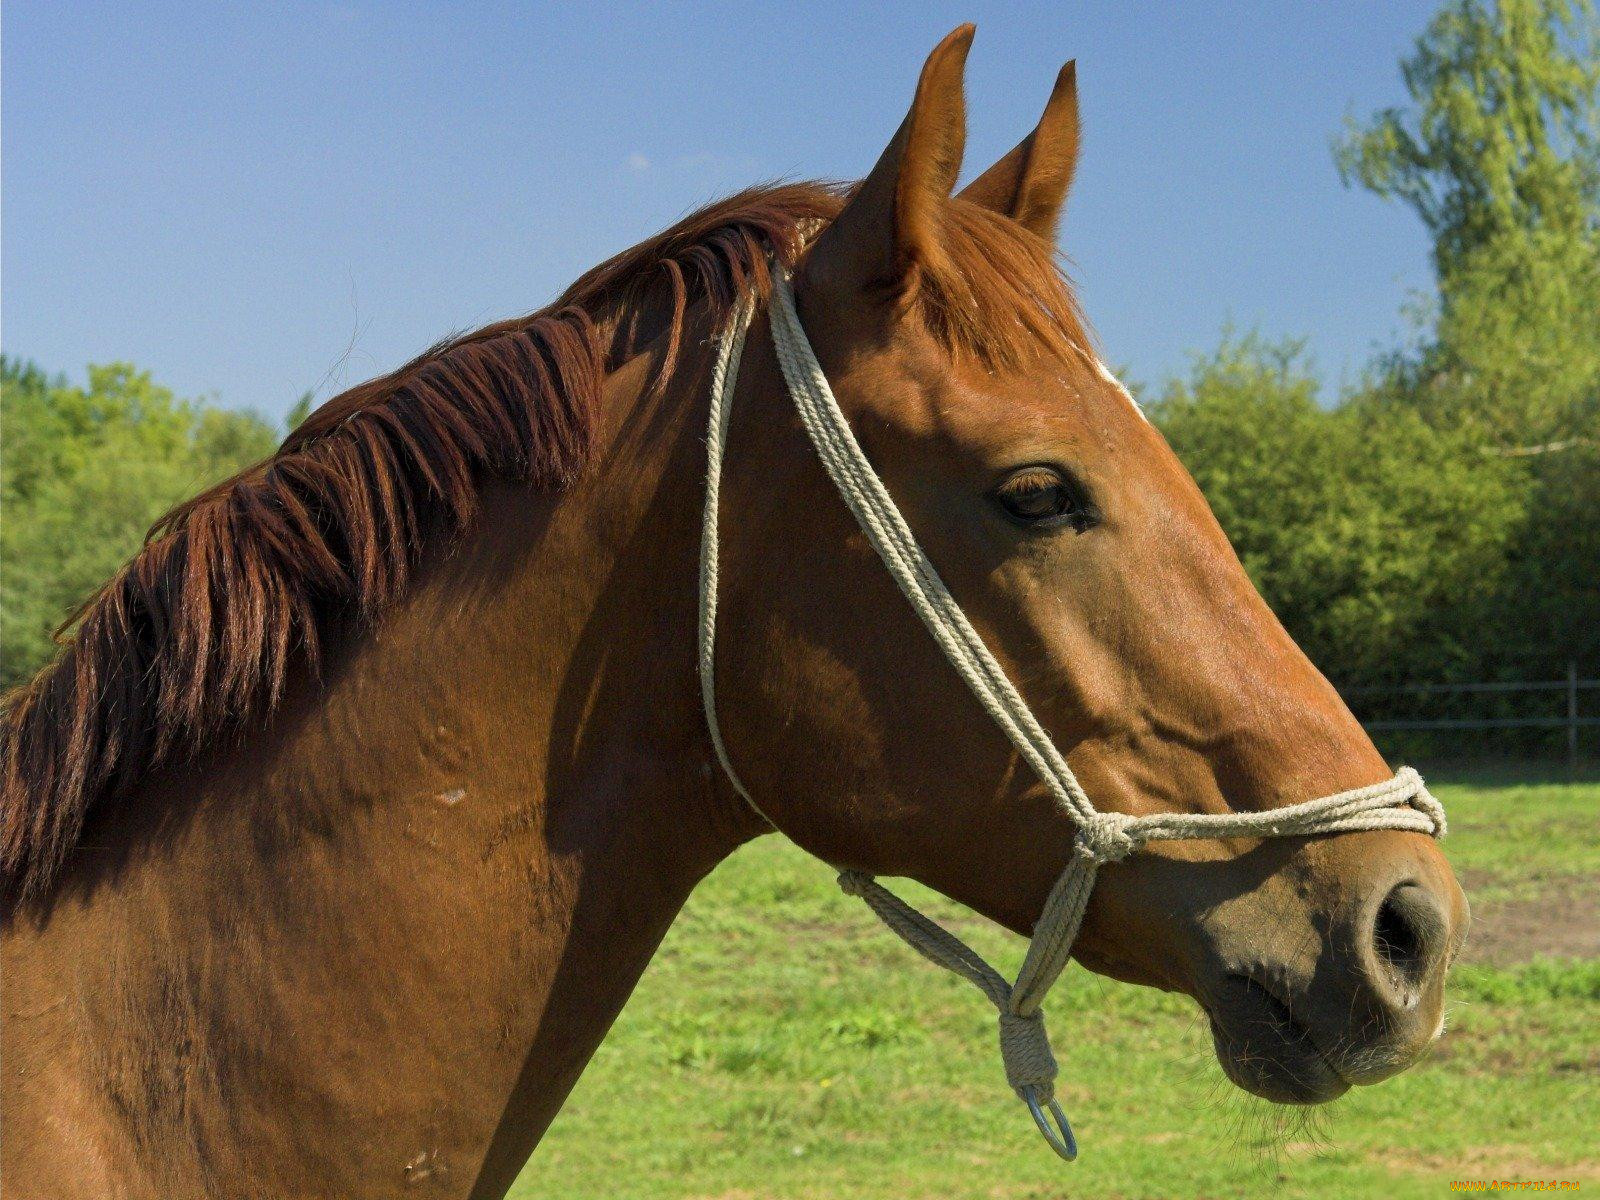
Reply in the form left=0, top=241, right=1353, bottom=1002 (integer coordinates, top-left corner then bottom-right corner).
left=823, top=304, right=1146, bottom=455
left=882, top=348, right=1140, bottom=456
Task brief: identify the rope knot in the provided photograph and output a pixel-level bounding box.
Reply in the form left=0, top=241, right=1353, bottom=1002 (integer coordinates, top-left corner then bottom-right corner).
left=998, top=1009, right=1059, bottom=1101
left=1402, top=771, right=1448, bottom=838
left=1075, top=811, right=1139, bottom=864
left=1413, top=790, right=1447, bottom=837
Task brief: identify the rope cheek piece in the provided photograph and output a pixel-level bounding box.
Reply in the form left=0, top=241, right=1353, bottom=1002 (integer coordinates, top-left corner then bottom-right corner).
left=697, top=267, right=1447, bottom=1163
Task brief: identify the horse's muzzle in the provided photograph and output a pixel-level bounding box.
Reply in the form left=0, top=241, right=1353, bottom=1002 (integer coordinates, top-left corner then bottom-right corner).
left=1202, top=851, right=1466, bottom=1105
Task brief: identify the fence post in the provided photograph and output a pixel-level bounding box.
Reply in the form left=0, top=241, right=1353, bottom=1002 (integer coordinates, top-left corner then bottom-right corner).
left=1570, top=660, right=1581, bottom=773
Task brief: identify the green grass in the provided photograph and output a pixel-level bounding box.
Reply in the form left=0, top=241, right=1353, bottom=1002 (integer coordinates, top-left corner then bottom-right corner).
left=1423, top=776, right=1600, bottom=904
left=513, top=780, right=1600, bottom=1198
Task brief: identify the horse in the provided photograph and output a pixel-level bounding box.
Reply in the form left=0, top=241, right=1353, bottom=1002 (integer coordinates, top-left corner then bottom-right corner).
left=1, top=26, right=1465, bottom=1198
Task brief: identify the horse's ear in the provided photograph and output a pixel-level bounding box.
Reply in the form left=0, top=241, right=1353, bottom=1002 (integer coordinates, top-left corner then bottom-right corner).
left=804, top=24, right=974, bottom=296
left=959, top=60, right=1079, bottom=242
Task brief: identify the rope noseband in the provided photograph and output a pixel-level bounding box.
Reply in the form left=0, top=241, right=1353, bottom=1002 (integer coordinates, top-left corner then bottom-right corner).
left=698, top=267, right=1446, bottom=1161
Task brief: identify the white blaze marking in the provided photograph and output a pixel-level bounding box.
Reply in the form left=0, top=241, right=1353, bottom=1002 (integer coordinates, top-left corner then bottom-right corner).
left=1090, top=355, right=1147, bottom=422
left=1066, top=339, right=1148, bottom=422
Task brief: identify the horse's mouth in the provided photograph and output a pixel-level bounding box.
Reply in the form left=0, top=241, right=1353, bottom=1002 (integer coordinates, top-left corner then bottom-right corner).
left=1206, top=974, right=1350, bottom=1105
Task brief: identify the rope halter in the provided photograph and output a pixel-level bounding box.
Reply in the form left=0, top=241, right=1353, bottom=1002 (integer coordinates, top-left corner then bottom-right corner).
left=697, top=265, right=1447, bottom=1162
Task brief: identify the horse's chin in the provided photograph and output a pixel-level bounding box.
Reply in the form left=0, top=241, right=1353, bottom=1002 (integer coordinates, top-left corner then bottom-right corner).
left=1205, top=974, right=1351, bottom=1105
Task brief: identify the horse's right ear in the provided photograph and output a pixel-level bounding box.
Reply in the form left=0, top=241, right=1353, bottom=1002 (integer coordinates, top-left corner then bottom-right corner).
left=803, top=25, right=974, bottom=298
left=958, top=60, right=1079, bottom=243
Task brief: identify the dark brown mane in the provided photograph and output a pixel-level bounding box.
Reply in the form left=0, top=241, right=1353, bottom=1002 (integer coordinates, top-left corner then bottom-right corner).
left=0, top=181, right=1087, bottom=902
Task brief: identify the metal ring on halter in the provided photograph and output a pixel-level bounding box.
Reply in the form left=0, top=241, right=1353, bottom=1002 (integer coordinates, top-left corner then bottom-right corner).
left=1020, top=1084, right=1077, bottom=1161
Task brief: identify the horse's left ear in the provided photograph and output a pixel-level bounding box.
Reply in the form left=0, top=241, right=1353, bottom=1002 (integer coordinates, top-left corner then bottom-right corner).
left=959, top=60, right=1079, bottom=243
left=804, top=24, right=974, bottom=297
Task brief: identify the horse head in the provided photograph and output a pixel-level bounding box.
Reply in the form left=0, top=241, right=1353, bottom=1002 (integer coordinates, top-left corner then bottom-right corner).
left=708, top=26, right=1467, bottom=1110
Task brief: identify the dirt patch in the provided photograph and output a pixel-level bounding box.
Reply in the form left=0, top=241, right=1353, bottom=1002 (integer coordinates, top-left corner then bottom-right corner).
left=1379, top=1143, right=1600, bottom=1178
left=1458, top=869, right=1600, bottom=964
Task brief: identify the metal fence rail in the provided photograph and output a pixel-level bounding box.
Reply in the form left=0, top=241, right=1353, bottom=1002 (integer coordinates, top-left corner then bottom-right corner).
left=1338, top=662, right=1597, bottom=766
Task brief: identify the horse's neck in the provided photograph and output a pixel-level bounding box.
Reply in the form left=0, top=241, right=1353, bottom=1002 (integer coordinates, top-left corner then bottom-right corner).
left=2, top=334, right=760, bottom=1198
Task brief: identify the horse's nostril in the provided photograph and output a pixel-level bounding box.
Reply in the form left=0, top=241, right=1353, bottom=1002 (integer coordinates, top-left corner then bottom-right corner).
left=1370, top=881, right=1446, bottom=999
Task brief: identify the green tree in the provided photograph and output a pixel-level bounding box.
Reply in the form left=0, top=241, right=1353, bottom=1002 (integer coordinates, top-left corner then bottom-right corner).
left=1, top=358, right=282, bottom=690
left=1154, top=334, right=1527, bottom=687
left=1334, top=0, right=1600, bottom=687
left=1336, top=0, right=1600, bottom=445
left=1335, top=0, right=1599, bottom=282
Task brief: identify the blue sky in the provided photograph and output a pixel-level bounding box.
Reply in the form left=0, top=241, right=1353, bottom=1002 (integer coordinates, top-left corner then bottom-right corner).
left=5, top=2, right=1440, bottom=422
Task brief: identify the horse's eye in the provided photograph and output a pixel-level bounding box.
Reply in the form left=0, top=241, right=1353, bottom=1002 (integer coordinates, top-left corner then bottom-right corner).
left=991, top=466, right=1096, bottom=531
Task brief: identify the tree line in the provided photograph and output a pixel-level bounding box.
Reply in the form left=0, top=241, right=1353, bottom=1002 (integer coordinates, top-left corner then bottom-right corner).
left=3, top=1, right=1596, bottom=752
